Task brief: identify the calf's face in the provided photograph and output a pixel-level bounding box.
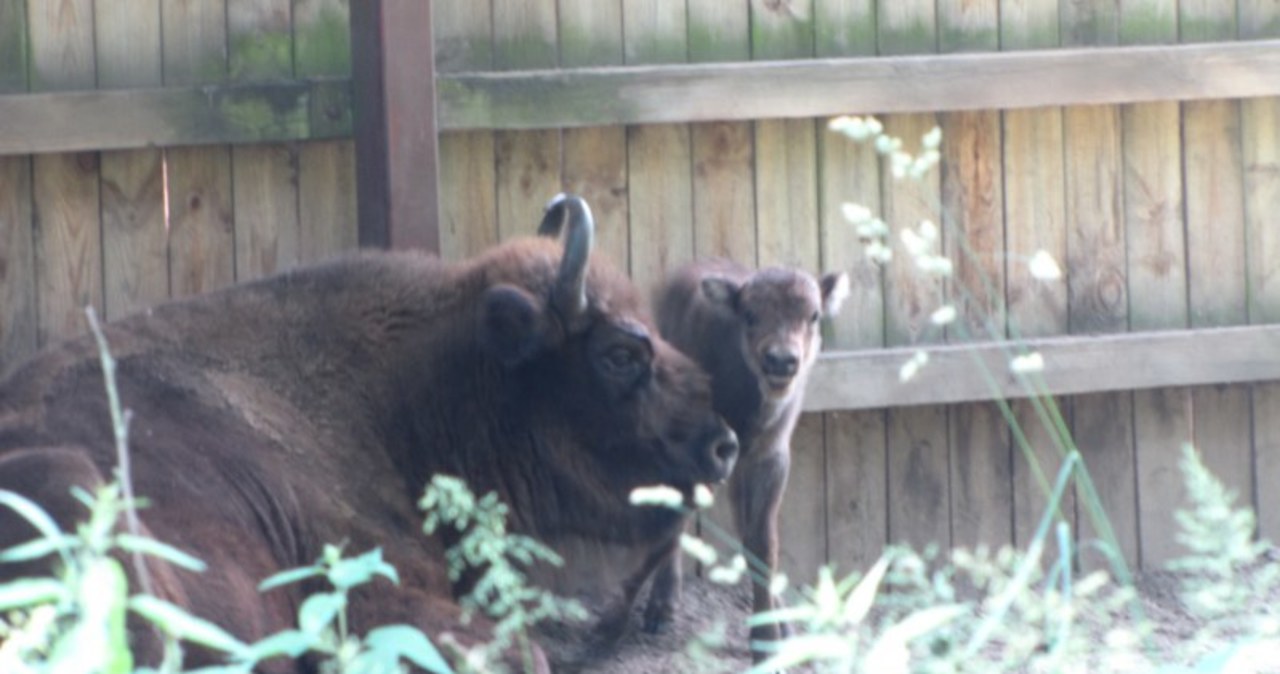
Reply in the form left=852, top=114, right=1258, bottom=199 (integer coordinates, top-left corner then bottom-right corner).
left=702, top=268, right=850, bottom=400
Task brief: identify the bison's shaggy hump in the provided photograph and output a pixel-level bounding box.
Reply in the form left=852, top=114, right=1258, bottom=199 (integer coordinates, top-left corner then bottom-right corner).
left=0, top=195, right=738, bottom=673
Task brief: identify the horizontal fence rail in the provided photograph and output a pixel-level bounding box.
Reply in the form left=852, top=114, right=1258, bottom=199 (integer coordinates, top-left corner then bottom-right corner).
left=3, top=40, right=1280, bottom=154
left=803, top=324, right=1280, bottom=412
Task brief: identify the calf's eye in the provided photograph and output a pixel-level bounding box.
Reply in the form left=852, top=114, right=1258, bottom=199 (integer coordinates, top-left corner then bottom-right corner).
left=810, top=311, right=821, bottom=324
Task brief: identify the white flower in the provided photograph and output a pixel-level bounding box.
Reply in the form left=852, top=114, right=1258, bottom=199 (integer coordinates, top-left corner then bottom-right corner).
left=708, top=554, right=747, bottom=585
left=865, top=240, right=893, bottom=264
left=679, top=533, right=718, bottom=566
left=930, top=305, right=957, bottom=326
left=693, top=483, right=714, bottom=509
left=829, top=115, right=874, bottom=141
left=841, top=202, right=873, bottom=224
left=915, top=256, right=954, bottom=277
left=1028, top=249, right=1063, bottom=281
left=1009, top=351, right=1045, bottom=374
left=770, top=572, right=789, bottom=597
left=918, top=219, right=939, bottom=243
left=890, top=151, right=912, bottom=178
left=899, top=350, right=929, bottom=382
left=629, top=484, right=683, bottom=508
left=875, top=134, right=903, bottom=155
left=856, top=218, right=890, bottom=239
left=865, top=116, right=884, bottom=136
left=900, top=228, right=929, bottom=257
left=922, top=125, right=943, bottom=150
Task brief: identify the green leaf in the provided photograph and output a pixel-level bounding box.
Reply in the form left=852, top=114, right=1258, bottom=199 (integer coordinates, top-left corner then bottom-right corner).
left=745, top=604, right=815, bottom=627
left=0, top=534, right=77, bottom=563
left=184, top=666, right=255, bottom=674
left=116, top=534, right=208, bottom=572
left=744, top=634, right=851, bottom=674
left=328, top=547, right=399, bottom=590
left=77, top=558, right=133, bottom=674
left=246, top=629, right=318, bottom=661
left=0, top=577, right=66, bottom=610
left=843, top=555, right=890, bottom=625
left=129, top=595, right=249, bottom=656
left=298, top=592, right=345, bottom=634
left=258, top=565, right=323, bottom=592
left=364, top=624, right=454, bottom=674
left=0, top=490, right=66, bottom=541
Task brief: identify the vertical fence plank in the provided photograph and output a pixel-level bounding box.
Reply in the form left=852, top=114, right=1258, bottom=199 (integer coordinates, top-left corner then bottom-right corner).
left=751, top=0, right=823, bottom=585
left=1120, top=0, right=1189, bottom=569
left=688, top=0, right=754, bottom=266
left=817, top=0, right=885, bottom=575
left=878, top=0, right=949, bottom=553
left=1001, top=0, right=1072, bottom=557
left=29, top=0, right=102, bottom=346
left=229, top=0, right=300, bottom=281
left=937, top=0, right=1010, bottom=553
left=296, top=0, right=357, bottom=263
left=1061, top=0, right=1137, bottom=570
left=164, top=0, right=235, bottom=299
left=686, top=0, right=755, bottom=566
left=494, top=0, right=560, bottom=243
left=1242, top=0, right=1280, bottom=542
left=97, top=0, right=165, bottom=320
left=559, top=0, right=629, bottom=270
left=1180, top=1, right=1253, bottom=534
left=0, top=0, right=34, bottom=372
left=435, top=1, right=496, bottom=262
left=624, top=0, right=691, bottom=292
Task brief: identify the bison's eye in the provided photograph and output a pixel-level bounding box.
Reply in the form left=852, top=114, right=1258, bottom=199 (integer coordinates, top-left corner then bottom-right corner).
left=810, top=310, right=821, bottom=324
left=599, top=344, right=646, bottom=384
left=742, top=310, right=759, bottom=328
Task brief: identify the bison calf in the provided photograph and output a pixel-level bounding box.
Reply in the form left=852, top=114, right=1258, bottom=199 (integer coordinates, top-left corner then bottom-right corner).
left=651, top=259, right=848, bottom=657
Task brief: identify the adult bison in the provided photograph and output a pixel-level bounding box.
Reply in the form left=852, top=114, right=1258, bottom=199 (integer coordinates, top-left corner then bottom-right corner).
left=650, top=259, right=848, bottom=659
left=0, top=195, right=738, bottom=672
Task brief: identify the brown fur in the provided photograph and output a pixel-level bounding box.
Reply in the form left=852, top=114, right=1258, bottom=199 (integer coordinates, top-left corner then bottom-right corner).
left=651, top=259, right=848, bottom=660
left=0, top=211, right=739, bottom=672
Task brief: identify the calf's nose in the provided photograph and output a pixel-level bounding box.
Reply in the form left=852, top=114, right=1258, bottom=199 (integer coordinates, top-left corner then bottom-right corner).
left=762, top=347, right=799, bottom=378
left=706, top=424, right=739, bottom=482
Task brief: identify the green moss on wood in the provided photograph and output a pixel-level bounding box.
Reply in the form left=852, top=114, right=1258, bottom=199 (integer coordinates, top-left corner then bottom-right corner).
left=938, top=25, right=998, bottom=53
left=296, top=8, right=351, bottom=77
left=1178, top=16, right=1237, bottom=43
left=1119, top=5, right=1177, bottom=45
left=624, top=36, right=689, bottom=65
left=493, top=35, right=557, bottom=70
left=686, top=22, right=749, bottom=63
left=216, top=88, right=309, bottom=139
left=815, top=16, right=877, bottom=57
left=0, top=0, right=27, bottom=92
left=877, top=22, right=937, bottom=55
left=751, top=14, right=814, bottom=60
left=230, top=31, right=292, bottom=81
left=558, top=25, right=623, bottom=67
left=1000, top=23, right=1060, bottom=50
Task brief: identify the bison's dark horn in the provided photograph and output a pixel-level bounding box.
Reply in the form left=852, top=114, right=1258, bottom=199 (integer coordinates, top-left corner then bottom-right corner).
left=541, top=193, right=594, bottom=322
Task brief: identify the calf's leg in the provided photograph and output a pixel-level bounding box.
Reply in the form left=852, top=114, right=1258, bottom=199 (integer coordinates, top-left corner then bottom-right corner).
left=730, top=445, right=792, bottom=660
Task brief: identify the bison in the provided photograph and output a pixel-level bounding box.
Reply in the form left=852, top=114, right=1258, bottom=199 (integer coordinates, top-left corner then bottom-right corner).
left=0, top=194, right=739, bottom=672
left=650, top=259, right=848, bottom=658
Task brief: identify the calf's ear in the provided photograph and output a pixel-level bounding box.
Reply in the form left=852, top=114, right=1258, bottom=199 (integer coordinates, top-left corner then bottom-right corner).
left=479, top=284, right=556, bottom=367
left=820, top=272, right=850, bottom=317
left=699, top=276, right=740, bottom=309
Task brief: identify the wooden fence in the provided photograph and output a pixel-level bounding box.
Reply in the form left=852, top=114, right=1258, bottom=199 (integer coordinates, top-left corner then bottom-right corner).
left=2, top=0, right=1280, bottom=583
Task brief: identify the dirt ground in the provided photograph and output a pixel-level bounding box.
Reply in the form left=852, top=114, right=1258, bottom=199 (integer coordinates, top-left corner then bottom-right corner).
left=534, top=566, right=1279, bottom=674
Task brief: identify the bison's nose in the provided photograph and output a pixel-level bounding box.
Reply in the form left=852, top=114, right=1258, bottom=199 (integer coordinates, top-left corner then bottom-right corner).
left=707, top=424, right=739, bottom=482
left=762, top=347, right=799, bottom=378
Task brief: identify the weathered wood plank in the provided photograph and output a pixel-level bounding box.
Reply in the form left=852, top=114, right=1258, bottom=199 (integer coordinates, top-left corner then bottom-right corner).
left=435, top=39, right=1280, bottom=130
left=1242, top=0, right=1280, bottom=544
left=296, top=0, right=357, bottom=264
left=0, top=0, right=35, bottom=372
left=97, top=0, right=167, bottom=320
left=880, top=1, right=949, bottom=554
left=816, top=0, right=884, bottom=573
left=804, top=325, right=1280, bottom=411
left=689, top=0, right=754, bottom=266
left=1061, top=51, right=1137, bottom=569
left=29, top=0, right=101, bottom=346
left=435, top=0, right=496, bottom=262
left=164, top=0, right=234, bottom=300
left=1179, top=0, right=1253, bottom=559
left=939, top=0, right=1010, bottom=550
left=0, top=80, right=352, bottom=155
left=1120, top=0, right=1190, bottom=570
left=351, top=0, right=440, bottom=250
left=493, top=0, right=559, bottom=245
left=230, top=0, right=299, bottom=282
left=1000, top=0, right=1071, bottom=555
left=624, top=0, right=691, bottom=292
left=559, top=0, right=628, bottom=270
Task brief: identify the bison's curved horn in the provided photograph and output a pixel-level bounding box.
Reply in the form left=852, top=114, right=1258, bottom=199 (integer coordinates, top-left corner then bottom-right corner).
left=541, top=193, right=594, bottom=321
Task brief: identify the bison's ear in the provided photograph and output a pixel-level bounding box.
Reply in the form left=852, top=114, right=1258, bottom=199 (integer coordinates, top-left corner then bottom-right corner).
left=699, top=276, right=740, bottom=310
left=820, top=271, right=850, bottom=317
left=479, top=284, right=555, bottom=367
